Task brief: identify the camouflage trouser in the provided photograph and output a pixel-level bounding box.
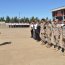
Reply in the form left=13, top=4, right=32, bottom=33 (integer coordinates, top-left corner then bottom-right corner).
left=56, top=31, right=65, bottom=48
left=59, top=35, right=65, bottom=52
left=62, top=32, right=65, bottom=49
left=45, top=27, right=51, bottom=44
left=62, top=37, right=65, bottom=49
left=40, top=32, right=43, bottom=41
left=53, top=35, right=59, bottom=46
left=41, top=33, right=47, bottom=42
left=44, top=29, right=48, bottom=42
left=40, top=29, right=46, bottom=42
left=47, top=33, right=52, bottom=44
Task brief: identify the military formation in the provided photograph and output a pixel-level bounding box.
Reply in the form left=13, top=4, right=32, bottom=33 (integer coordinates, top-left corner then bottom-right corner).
left=40, top=19, right=65, bottom=54
left=30, top=19, right=65, bottom=55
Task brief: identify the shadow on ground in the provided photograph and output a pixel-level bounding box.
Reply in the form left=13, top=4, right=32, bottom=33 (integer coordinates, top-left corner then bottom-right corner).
left=0, top=42, right=11, bottom=46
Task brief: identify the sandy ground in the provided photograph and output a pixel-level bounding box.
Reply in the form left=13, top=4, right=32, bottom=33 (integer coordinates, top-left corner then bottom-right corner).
left=0, top=28, right=65, bottom=65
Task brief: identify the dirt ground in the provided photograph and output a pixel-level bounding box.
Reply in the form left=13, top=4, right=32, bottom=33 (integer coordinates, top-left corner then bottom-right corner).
left=0, top=28, right=65, bottom=65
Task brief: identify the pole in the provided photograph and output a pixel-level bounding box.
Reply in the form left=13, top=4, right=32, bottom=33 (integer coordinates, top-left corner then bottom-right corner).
left=19, top=12, right=20, bottom=23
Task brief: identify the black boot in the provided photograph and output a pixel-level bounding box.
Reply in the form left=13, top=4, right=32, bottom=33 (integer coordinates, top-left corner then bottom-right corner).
left=58, top=46, right=61, bottom=50
left=61, top=48, right=64, bottom=53
left=54, top=45, right=57, bottom=48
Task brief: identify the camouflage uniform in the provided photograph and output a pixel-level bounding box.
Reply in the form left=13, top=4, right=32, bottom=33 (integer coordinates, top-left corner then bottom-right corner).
left=57, top=24, right=62, bottom=50
left=40, top=22, right=47, bottom=44
left=52, top=22, right=60, bottom=48
left=43, top=22, right=48, bottom=43
left=61, top=25, right=65, bottom=50
left=46, top=23, right=52, bottom=46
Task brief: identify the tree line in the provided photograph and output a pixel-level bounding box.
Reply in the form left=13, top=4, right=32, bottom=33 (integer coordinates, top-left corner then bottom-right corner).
left=0, top=16, right=50, bottom=23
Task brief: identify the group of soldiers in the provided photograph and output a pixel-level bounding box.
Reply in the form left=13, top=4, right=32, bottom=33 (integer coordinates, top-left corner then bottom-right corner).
left=30, top=19, right=65, bottom=54
left=40, top=19, right=65, bottom=54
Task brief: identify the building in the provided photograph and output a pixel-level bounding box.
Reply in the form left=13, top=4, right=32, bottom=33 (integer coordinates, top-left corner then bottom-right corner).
left=0, top=22, right=8, bottom=28
left=52, top=6, right=65, bottom=24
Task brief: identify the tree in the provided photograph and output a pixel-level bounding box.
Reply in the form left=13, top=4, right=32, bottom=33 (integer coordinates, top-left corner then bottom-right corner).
left=41, top=18, right=46, bottom=21
left=23, top=17, right=26, bottom=23
left=13, top=17, right=18, bottom=23
left=0, top=17, right=5, bottom=21
left=10, top=17, right=14, bottom=23
left=30, top=16, right=35, bottom=23
left=5, top=16, right=10, bottom=23
left=20, top=18, right=24, bottom=23
left=46, top=17, right=48, bottom=21
left=35, top=17, right=39, bottom=22
left=25, top=17, right=29, bottom=23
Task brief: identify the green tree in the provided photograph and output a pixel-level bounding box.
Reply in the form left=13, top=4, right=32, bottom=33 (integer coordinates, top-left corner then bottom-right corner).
left=46, top=17, right=48, bottom=21
left=30, top=16, right=35, bottom=23
left=41, top=18, right=46, bottom=21
left=10, top=17, right=14, bottom=23
left=0, top=17, right=5, bottom=21
left=25, top=17, right=29, bottom=23
left=5, top=16, right=10, bottom=23
left=23, top=17, right=26, bottom=23
left=13, top=17, right=18, bottom=23
left=20, top=18, right=24, bottom=23
left=35, top=17, right=39, bottom=22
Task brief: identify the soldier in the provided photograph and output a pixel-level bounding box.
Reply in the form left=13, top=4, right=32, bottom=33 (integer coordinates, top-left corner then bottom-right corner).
left=52, top=19, right=60, bottom=49
left=43, top=21, right=49, bottom=44
left=61, top=20, right=65, bottom=53
left=46, top=21, right=52, bottom=48
left=56, top=23, right=62, bottom=50
left=40, top=19, right=46, bottom=45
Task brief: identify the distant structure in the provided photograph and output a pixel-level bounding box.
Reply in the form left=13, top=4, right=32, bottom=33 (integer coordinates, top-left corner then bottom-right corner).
left=0, top=22, right=8, bottom=28
left=52, top=6, right=65, bottom=24
left=6, top=23, right=30, bottom=28
left=19, top=12, right=20, bottom=23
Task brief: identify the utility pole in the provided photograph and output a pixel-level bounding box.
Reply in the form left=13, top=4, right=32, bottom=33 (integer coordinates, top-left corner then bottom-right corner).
left=19, top=12, right=20, bottom=23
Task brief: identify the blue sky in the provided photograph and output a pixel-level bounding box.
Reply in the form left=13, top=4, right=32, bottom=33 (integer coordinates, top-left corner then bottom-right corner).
left=0, top=0, right=65, bottom=19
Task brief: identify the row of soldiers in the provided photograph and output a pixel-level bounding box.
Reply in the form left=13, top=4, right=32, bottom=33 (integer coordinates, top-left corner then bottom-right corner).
left=40, top=19, right=65, bottom=54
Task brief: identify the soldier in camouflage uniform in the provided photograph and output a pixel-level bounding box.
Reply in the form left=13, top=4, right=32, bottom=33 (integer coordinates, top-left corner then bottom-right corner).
left=46, top=21, right=52, bottom=47
left=56, top=23, right=62, bottom=50
left=43, top=21, right=48, bottom=44
left=52, top=19, right=60, bottom=49
left=40, top=19, right=47, bottom=45
left=61, top=21, right=65, bottom=53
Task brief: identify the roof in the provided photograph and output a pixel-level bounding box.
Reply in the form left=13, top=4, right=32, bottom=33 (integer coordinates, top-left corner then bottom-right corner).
left=51, top=6, right=65, bottom=12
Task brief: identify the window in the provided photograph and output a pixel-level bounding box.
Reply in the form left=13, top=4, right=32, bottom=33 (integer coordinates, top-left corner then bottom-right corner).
left=56, top=16, right=63, bottom=21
